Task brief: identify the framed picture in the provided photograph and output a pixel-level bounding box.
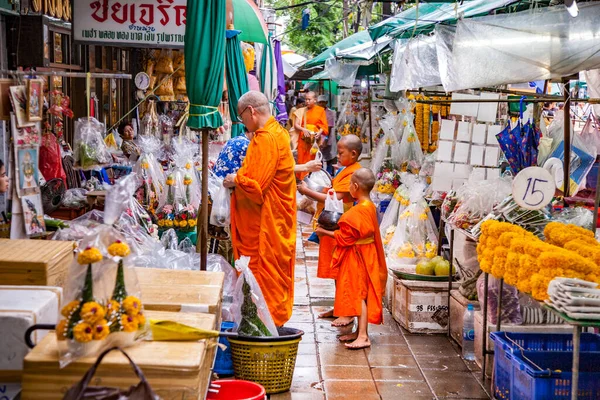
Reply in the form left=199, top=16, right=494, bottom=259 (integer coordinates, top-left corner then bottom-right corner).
left=9, top=86, right=35, bottom=128
left=26, top=79, right=44, bottom=122
left=0, top=79, right=16, bottom=121
left=14, top=146, right=40, bottom=197
left=21, top=193, right=46, bottom=237
left=11, top=114, right=41, bottom=146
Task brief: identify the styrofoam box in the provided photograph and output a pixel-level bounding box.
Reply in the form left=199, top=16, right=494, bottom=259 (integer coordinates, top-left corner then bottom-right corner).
left=393, top=277, right=459, bottom=334
left=473, top=310, right=572, bottom=377
left=0, top=286, right=62, bottom=379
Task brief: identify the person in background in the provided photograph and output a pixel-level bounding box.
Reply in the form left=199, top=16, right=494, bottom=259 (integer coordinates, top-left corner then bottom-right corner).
left=294, top=92, right=328, bottom=180
left=0, top=159, right=8, bottom=194
left=317, top=95, right=337, bottom=175
left=286, top=96, right=305, bottom=153
left=118, top=121, right=140, bottom=160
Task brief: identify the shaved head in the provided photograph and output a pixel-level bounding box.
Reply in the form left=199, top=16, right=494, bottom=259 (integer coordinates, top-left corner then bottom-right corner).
left=339, top=134, right=363, bottom=153
left=238, top=91, right=270, bottom=115
left=306, top=91, right=316, bottom=100
left=352, top=168, right=376, bottom=193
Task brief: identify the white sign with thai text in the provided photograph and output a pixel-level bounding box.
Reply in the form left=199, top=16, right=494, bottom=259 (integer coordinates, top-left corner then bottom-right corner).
left=73, top=0, right=187, bottom=48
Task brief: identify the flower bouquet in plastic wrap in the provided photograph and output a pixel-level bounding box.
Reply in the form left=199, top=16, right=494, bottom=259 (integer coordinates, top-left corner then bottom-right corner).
left=386, top=182, right=438, bottom=264
left=73, top=117, right=112, bottom=170
left=398, top=117, right=424, bottom=174
left=379, top=173, right=418, bottom=245
left=133, top=135, right=165, bottom=217
left=56, top=198, right=148, bottom=367
left=156, top=173, right=176, bottom=231
left=140, top=100, right=160, bottom=138
left=231, top=256, right=278, bottom=337
left=170, top=139, right=200, bottom=234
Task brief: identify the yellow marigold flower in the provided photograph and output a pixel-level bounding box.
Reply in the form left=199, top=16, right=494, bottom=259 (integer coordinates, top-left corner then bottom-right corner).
left=92, top=319, right=110, bottom=340
left=564, top=240, right=600, bottom=261
left=73, top=322, right=94, bottom=343
left=183, top=176, right=193, bottom=185
left=56, top=319, right=68, bottom=341
left=530, top=273, right=552, bottom=301
left=157, top=219, right=165, bottom=227
left=61, top=300, right=80, bottom=317
left=141, top=160, right=150, bottom=169
left=185, top=162, right=192, bottom=170
left=188, top=219, right=197, bottom=227
left=180, top=220, right=188, bottom=228
left=121, top=314, right=138, bottom=332
left=419, top=213, right=428, bottom=220
left=81, top=301, right=106, bottom=324
left=136, top=312, right=146, bottom=327
left=165, top=220, right=174, bottom=228
left=77, top=246, right=103, bottom=265
left=174, top=220, right=180, bottom=227
left=491, top=246, right=509, bottom=279
left=166, top=175, right=175, bottom=186
left=123, top=296, right=142, bottom=316
left=107, top=240, right=130, bottom=258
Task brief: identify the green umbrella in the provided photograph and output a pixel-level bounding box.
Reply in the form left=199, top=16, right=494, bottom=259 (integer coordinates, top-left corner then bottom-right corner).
left=184, top=0, right=226, bottom=268
left=226, top=30, right=249, bottom=138
left=232, top=0, right=268, bottom=44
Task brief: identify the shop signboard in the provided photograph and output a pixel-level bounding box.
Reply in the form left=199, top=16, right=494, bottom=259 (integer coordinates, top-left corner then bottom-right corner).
left=73, top=0, right=186, bottom=48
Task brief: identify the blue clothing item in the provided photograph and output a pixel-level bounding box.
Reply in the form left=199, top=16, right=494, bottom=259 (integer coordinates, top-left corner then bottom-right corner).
left=213, top=136, right=250, bottom=179
left=308, top=231, right=320, bottom=244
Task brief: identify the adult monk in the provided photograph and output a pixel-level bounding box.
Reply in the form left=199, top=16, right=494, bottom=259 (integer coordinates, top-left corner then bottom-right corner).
left=224, top=91, right=297, bottom=327
left=294, top=91, right=328, bottom=180
left=298, top=134, right=363, bottom=326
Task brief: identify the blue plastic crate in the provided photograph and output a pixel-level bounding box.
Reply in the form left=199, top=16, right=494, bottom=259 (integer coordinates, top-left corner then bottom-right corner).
left=508, top=351, right=600, bottom=400
left=491, top=332, right=600, bottom=353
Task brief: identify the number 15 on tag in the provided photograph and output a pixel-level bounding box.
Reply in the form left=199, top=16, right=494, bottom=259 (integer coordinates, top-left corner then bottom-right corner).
left=512, top=167, right=556, bottom=210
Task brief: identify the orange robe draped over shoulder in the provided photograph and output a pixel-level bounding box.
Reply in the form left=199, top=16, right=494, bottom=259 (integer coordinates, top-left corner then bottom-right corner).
left=317, top=161, right=361, bottom=279
left=332, top=200, right=388, bottom=324
left=296, top=105, right=328, bottom=180
left=231, top=117, right=297, bottom=327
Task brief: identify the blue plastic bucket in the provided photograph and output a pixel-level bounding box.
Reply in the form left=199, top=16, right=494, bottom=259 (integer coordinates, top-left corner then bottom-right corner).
left=214, top=321, right=235, bottom=376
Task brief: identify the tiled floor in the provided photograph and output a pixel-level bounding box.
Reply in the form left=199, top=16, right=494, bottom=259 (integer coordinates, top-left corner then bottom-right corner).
left=271, top=228, right=492, bottom=400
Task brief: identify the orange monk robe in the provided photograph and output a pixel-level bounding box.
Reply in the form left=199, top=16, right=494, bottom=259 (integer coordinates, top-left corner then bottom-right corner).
left=296, top=105, right=329, bottom=180
left=332, top=200, right=388, bottom=324
left=317, top=161, right=362, bottom=279
left=231, top=117, right=297, bottom=327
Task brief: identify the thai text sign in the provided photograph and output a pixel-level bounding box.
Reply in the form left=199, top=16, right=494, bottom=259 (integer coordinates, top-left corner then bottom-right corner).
left=74, top=0, right=186, bottom=48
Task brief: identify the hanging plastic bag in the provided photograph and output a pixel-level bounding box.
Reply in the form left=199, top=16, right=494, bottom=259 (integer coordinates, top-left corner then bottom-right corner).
left=155, top=49, right=174, bottom=74
left=133, top=135, right=166, bottom=216
left=73, top=117, right=112, bottom=170
left=173, top=51, right=185, bottom=77
left=231, top=256, right=279, bottom=337
left=155, top=76, right=175, bottom=97
left=302, top=152, right=332, bottom=199
left=40, top=132, right=67, bottom=185
left=324, top=189, right=344, bottom=213
left=398, top=117, right=424, bottom=173
left=207, top=254, right=238, bottom=321
left=210, top=181, right=231, bottom=227
left=159, top=114, right=174, bottom=146
left=140, top=100, right=160, bottom=138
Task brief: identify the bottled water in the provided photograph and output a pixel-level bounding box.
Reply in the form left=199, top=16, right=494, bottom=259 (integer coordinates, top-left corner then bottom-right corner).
left=462, top=304, right=475, bottom=361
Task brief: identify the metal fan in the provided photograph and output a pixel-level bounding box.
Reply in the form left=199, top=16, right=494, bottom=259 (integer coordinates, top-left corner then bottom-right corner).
left=41, top=179, right=66, bottom=214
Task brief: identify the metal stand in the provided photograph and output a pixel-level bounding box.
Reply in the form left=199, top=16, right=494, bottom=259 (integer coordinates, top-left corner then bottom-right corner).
left=447, top=228, right=455, bottom=337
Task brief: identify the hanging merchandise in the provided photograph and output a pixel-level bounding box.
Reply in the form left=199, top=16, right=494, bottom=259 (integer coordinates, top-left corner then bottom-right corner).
left=39, top=131, right=67, bottom=186
left=155, top=49, right=175, bottom=74
left=210, top=180, right=231, bottom=227
left=379, top=173, right=417, bottom=246
left=371, top=113, right=404, bottom=173
left=169, top=139, right=200, bottom=234
left=301, top=8, right=310, bottom=30
left=133, top=136, right=166, bottom=217
left=140, top=100, right=160, bottom=138
left=398, top=115, right=424, bottom=174
left=159, top=113, right=174, bottom=146
left=155, top=76, right=175, bottom=100
left=173, top=51, right=186, bottom=77
left=73, top=118, right=112, bottom=171
left=241, top=42, right=256, bottom=73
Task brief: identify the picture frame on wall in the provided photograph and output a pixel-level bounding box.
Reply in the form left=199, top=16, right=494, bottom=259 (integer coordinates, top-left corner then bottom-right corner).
left=9, top=86, right=35, bottom=128
left=21, top=193, right=46, bottom=237
left=0, top=79, right=16, bottom=121
left=26, top=79, right=44, bottom=122
left=14, top=145, right=40, bottom=197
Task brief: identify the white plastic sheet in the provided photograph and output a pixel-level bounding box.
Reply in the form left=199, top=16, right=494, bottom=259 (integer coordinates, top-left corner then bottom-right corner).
left=390, top=35, right=442, bottom=91
left=324, top=57, right=359, bottom=88
left=437, top=3, right=600, bottom=92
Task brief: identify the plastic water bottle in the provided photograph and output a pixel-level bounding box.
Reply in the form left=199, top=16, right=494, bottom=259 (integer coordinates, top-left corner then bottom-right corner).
left=462, top=304, right=475, bottom=361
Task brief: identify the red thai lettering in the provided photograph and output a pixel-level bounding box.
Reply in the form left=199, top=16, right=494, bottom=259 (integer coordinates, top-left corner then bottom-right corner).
left=157, top=0, right=173, bottom=26
left=174, top=5, right=186, bottom=26
left=129, top=4, right=136, bottom=24
left=90, top=0, right=108, bottom=23
left=139, top=4, right=154, bottom=26
left=111, top=2, right=128, bottom=24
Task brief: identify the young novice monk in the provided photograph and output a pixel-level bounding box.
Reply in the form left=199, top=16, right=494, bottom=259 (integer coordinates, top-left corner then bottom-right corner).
left=298, top=134, right=363, bottom=326
left=316, top=168, right=388, bottom=349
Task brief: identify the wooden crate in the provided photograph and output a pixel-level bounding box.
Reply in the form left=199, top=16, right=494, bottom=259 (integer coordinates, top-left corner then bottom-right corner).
left=135, top=268, right=225, bottom=287
left=0, top=239, right=74, bottom=287
left=141, top=284, right=222, bottom=315
left=393, top=277, right=459, bottom=334
left=22, top=311, right=217, bottom=400
left=473, top=310, right=572, bottom=377
left=384, top=270, right=395, bottom=311
left=449, top=290, right=480, bottom=346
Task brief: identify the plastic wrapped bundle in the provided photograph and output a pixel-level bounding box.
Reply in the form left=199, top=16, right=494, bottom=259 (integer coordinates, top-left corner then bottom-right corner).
left=390, top=35, right=442, bottom=92
left=210, top=180, right=231, bottom=227
left=371, top=114, right=403, bottom=175
left=398, top=116, right=424, bottom=174
left=159, top=114, right=174, bottom=146
left=133, top=136, right=166, bottom=217
left=379, top=174, right=417, bottom=246
left=140, top=100, right=160, bottom=138
left=324, top=57, right=359, bottom=88
left=73, top=118, right=112, bottom=170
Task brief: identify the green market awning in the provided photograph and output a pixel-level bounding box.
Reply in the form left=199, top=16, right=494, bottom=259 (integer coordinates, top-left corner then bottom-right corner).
left=226, top=30, right=249, bottom=138
left=369, top=0, right=523, bottom=41
left=303, top=30, right=372, bottom=69
left=232, top=0, right=268, bottom=44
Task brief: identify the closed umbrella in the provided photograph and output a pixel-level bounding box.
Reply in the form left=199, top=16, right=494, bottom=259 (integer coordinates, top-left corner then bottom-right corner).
left=273, top=39, right=288, bottom=124
left=185, top=0, right=226, bottom=268
left=226, top=30, right=250, bottom=138
left=232, top=0, right=268, bottom=44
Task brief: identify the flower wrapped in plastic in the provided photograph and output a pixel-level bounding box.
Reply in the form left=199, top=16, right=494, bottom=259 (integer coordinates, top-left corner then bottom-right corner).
left=73, top=118, right=112, bottom=170
left=156, top=174, right=176, bottom=231
left=133, top=135, right=165, bottom=217
left=140, top=100, right=160, bottom=138
left=56, top=231, right=148, bottom=367
left=379, top=173, right=418, bottom=243
left=159, top=113, right=174, bottom=146
left=398, top=117, right=424, bottom=174
left=374, top=159, right=402, bottom=198
left=386, top=182, right=438, bottom=262
left=169, top=139, right=200, bottom=233
left=371, top=113, right=404, bottom=174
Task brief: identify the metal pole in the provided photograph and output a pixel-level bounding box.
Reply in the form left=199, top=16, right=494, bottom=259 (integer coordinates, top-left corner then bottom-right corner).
left=564, top=78, right=572, bottom=198
left=496, top=278, right=504, bottom=333
left=572, top=325, right=581, bottom=400
left=482, top=272, right=489, bottom=381
left=367, top=77, right=373, bottom=153
left=447, top=228, right=454, bottom=338
left=200, top=129, right=210, bottom=270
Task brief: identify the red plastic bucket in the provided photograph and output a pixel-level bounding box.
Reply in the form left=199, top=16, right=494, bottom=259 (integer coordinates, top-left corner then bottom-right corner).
left=207, top=379, right=266, bottom=400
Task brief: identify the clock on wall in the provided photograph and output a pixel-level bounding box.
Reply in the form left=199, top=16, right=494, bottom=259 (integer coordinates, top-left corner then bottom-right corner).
left=135, top=72, right=150, bottom=91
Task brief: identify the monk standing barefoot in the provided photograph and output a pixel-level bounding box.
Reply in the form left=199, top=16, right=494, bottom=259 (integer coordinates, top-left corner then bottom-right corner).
left=299, top=135, right=363, bottom=327
left=225, top=91, right=297, bottom=327
left=316, top=169, right=388, bottom=349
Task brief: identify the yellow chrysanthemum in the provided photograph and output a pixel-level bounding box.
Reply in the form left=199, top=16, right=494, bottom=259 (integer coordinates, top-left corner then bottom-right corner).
left=188, top=219, right=197, bottom=227
left=179, top=220, right=188, bottom=228
left=81, top=301, right=106, bottom=324
left=165, top=220, right=174, bottom=228
left=121, top=314, right=139, bottom=332
left=141, top=160, right=150, bottom=169
left=185, top=162, right=192, bottom=170
left=92, top=319, right=110, bottom=340
left=77, top=246, right=103, bottom=265
left=56, top=319, right=68, bottom=341
left=123, top=296, right=142, bottom=316
left=183, top=175, right=193, bottom=185
left=61, top=300, right=80, bottom=317
left=135, top=312, right=146, bottom=327
left=107, top=240, right=131, bottom=258
left=106, top=300, right=121, bottom=315
left=174, top=220, right=180, bottom=227
left=73, top=322, right=94, bottom=343
left=419, top=213, right=428, bottom=221
left=157, top=219, right=165, bottom=227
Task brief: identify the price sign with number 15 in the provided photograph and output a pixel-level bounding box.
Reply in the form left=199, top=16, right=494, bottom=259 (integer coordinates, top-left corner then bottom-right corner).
left=512, top=167, right=556, bottom=210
